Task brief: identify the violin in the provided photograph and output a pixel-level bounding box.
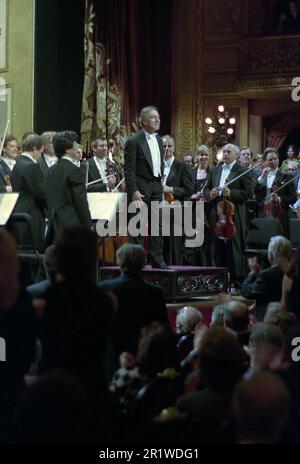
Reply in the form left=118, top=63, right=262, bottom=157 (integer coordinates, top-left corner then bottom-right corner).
left=215, top=196, right=236, bottom=240
left=263, top=180, right=282, bottom=220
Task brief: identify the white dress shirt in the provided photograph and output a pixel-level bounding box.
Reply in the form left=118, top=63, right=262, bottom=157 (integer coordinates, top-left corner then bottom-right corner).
left=218, top=160, right=236, bottom=189
left=258, top=168, right=278, bottom=188
left=163, top=155, right=175, bottom=185
left=144, top=131, right=161, bottom=177
left=44, top=153, right=58, bottom=167
left=2, top=157, right=16, bottom=170
left=93, top=156, right=108, bottom=183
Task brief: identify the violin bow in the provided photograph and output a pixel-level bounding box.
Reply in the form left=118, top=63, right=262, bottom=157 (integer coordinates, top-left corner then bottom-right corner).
left=264, top=172, right=300, bottom=202
left=112, top=177, right=125, bottom=192
left=219, top=160, right=263, bottom=192
left=86, top=173, right=116, bottom=186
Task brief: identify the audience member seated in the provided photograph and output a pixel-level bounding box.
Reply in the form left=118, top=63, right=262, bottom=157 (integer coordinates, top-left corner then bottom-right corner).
left=37, top=226, right=114, bottom=399
left=210, top=304, right=227, bottom=327
left=281, top=246, right=300, bottom=317
left=242, top=236, right=293, bottom=320
left=267, top=311, right=297, bottom=335
left=223, top=300, right=251, bottom=346
left=14, top=370, right=93, bottom=443
left=0, top=229, right=37, bottom=442
left=110, top=322, right=182, bottom=441
left=264, top=301, right=283, bottom=323
left=26, top=245, right=56, bottom=298
left=244, top=323, right=284, bottom=380
left=176, top=327, right=245, bottom=442
left=98, top=243, right=168, bottom=357
left=175, top=306, right=203, bottom=361
left=276, top=323, right=300, bottom=442
left=233, top=371, right=290, bottom=443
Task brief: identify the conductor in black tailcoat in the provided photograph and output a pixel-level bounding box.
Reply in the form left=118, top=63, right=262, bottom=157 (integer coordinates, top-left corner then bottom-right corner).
left=45, top=131, right=92, bottom=241
left=124, top=106, right=166, bottom=268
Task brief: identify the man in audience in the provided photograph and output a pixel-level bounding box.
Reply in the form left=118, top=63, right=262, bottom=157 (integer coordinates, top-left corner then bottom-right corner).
left=244, top=322, right=284, bottom=379
left=98, top=243, right=168, bottom=356
left=45, top=131, right=92, bottom=241
left=10, top=134, right=46, bottom=251
left=233, top=371, right=289, bottom=443
left=38, top=131, right=58, bottom=175
left=242, top=235, right=293, bottom=320
left=176, top=306, right=203, bottom=360
left=176, top=327, right=245, bottom=440
left=264, top=302, right=283, bottom=323
left=223, top=300, right=251, bottom=345
left=210, top=304, right=227, bottom=327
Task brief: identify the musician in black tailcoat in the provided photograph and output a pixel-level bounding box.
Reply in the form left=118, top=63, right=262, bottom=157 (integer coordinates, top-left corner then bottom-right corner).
left=254, top=148, right=297, bottom=238
left=204, top=143, right=252, bottom=287
left=45, top=132, right=92, bottom=241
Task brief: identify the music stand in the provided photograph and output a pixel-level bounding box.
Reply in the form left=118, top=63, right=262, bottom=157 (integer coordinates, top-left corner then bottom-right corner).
left=0, top=193, right=19, bottom=225
left=87, top=192, right=127, bottom=265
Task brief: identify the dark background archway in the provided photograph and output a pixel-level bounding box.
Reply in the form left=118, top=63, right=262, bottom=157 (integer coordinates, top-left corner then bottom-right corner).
left=34, top=0, right=172, bottom=137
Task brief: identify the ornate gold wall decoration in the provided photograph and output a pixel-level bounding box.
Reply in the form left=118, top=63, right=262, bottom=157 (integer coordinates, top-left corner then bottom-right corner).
left=205, top=0, right=244, bottom=42
left=172, top=0, right=204, bottom=156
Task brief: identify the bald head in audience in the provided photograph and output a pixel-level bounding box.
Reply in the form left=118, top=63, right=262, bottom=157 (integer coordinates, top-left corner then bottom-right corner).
left=224, top=301, right=250, bottom=333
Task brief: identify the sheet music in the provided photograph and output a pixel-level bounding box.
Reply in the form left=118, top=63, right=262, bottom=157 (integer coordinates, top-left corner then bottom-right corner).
left=87, top=192, right=126, bottom=221
left=0, top=193, right=19, bottom=225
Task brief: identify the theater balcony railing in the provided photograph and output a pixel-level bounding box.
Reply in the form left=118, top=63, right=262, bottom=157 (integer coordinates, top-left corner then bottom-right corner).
left=236, top=34, right=300, bottom=98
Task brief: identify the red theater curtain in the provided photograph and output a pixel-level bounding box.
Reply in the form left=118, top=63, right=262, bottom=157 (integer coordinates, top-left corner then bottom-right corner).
left=81, top=0, right=172, bottom=153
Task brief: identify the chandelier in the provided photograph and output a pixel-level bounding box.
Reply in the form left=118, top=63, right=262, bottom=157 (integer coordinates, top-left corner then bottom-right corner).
left=205, top=105, right=236, bottom=152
